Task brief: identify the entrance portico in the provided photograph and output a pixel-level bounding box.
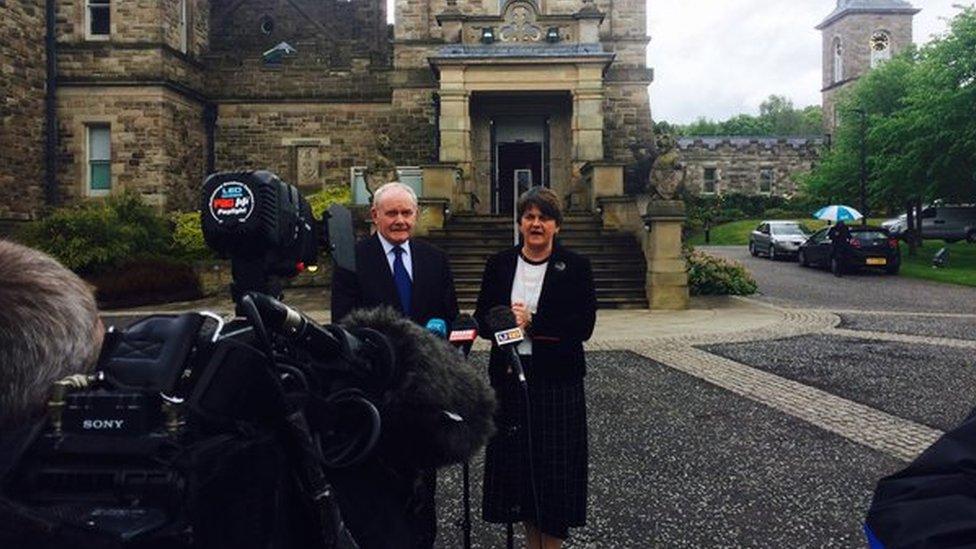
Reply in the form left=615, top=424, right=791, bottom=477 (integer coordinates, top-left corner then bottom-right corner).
left=430, top=49, right=613, bottom=215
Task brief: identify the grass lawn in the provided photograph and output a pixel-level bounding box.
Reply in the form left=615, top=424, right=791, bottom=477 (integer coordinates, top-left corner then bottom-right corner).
left=898, top=242, right=976, bottom=287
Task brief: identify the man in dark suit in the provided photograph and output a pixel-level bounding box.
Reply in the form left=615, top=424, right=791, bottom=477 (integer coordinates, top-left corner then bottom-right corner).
left=330, top=181, right=458, bottom=548
left=332, top=182, right=458, bottom=327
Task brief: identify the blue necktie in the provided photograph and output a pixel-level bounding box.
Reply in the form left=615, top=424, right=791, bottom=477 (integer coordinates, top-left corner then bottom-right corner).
left=392, top=245, right=412, bottom=316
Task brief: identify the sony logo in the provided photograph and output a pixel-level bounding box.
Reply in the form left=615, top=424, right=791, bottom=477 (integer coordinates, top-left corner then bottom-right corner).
left=82, top=419, right=125, bottom=430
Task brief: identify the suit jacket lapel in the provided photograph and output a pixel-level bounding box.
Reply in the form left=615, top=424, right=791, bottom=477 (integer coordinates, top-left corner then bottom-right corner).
left=499, top=247, right=519, bottom=306
left=409, top=241, right=426, bottom=317
left=536, top=246, right=563, bottom=311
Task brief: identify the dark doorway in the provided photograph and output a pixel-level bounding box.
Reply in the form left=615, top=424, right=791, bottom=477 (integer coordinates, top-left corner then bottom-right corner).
left=496, top=142, right=543, bottom=217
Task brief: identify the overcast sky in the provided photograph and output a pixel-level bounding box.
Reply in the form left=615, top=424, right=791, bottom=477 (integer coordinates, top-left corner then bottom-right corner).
left=385, top=1, right=969, bottom=124
left=647, top=0, right=971, bottom=124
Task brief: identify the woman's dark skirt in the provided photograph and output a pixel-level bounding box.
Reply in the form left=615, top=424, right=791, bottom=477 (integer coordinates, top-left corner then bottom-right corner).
left=482, top=357, right=588, bottom=540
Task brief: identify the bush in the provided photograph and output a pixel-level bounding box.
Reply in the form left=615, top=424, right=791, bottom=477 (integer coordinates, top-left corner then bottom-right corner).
left=307, top=185, right=352, bottom=218
left=170, top=211, right=214, bottom=261
left=87, top=257, right=203, bottom=308
left=686, top=249, right=758, bottom=296
left=763, top=207, right=809, bottom=219
left=18, top=192, right=172, bottom=275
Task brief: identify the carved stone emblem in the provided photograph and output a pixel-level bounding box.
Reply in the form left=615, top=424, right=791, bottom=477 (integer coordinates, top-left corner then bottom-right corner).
left=296, top=146, right=319, bottom=186
left=500, top=1, right=542, bottom=42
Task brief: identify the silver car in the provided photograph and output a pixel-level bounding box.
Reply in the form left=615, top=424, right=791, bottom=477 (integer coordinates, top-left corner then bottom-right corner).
left=749, top=221, right=811, bottom=261
left=883, top=205, right=976, bottom=243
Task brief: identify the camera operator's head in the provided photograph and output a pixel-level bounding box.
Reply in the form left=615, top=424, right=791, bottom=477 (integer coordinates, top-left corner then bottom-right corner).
left=0, top=240, right=104, bottom=429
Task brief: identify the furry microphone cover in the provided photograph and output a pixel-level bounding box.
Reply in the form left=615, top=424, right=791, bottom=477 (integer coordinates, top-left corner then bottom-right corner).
left=341, top=307, right=496, bottom=469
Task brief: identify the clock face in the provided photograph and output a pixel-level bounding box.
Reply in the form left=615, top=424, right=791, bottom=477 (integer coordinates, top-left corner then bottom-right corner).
left=871, top=32, right=890, bottom=52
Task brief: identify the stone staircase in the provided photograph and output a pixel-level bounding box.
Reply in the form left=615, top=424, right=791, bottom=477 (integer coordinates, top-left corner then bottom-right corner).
left=423, top=214, right=648, bottom=310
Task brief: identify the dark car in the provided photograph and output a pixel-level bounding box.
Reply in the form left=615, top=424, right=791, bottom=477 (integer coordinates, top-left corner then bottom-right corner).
left=797, top=226, right=901, bottom=275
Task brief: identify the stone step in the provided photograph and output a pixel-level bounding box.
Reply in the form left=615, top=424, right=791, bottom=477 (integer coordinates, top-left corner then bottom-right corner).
left=452, top=276, right=645, bottom=288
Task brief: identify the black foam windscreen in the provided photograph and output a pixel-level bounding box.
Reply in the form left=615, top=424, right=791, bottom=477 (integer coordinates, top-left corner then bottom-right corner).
left=486, top=305, right=518, bottom=334
left=452, top=313, right=478, bottom=333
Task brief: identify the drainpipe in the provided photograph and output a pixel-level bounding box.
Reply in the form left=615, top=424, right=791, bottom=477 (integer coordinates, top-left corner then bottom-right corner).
left=44, top=0, right=59, bottom=207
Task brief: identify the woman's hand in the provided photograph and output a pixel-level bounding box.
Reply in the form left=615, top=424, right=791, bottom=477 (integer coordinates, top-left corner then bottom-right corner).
left=512, top=301, right=532, bottom=330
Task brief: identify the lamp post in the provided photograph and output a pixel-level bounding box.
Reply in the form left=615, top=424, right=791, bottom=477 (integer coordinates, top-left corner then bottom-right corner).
left=851, top=108, right=868, bottom=226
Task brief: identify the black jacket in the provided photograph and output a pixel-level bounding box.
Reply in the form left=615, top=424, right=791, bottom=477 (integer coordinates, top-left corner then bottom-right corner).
left=331, top=235, right=459, bottom=326
left=474, top=244, right=596, bottom=381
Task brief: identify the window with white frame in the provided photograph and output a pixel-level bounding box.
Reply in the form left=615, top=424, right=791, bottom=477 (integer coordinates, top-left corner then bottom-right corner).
left=833, top=37, right=843, bottom=84
left=179, top=0, right=189, bottom=53
left=703, top=167, right=718, bottom=194
left=87, top=125, right=111, bottom=195
left=759, top=168, right=774, bottom=194
left=87, top=0, right=110, bottom=38
left=870, top=31, right=891, bottom=68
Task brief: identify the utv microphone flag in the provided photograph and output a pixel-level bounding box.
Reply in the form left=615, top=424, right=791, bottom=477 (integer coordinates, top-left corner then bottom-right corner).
left=493, top=327, right=524, bottom=346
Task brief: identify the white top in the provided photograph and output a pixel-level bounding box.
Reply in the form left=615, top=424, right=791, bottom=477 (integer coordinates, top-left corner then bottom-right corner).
left=377, top=233, right=413, bottom=280
left=511, top=254, right=548, bottom=355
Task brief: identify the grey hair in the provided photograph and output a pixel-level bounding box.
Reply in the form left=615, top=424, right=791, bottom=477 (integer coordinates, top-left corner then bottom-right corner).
left=0, top=240, right=102, bottom=427
left=372, top=182, right=418, bottom=209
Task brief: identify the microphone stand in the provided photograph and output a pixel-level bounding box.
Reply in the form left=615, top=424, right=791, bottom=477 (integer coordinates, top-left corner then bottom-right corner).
left=503, top=348, right=539, bottom=549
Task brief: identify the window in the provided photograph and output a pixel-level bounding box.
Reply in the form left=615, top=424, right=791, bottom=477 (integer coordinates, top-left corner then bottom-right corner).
left=759, top=168, right=774, bottom=194
left=870, top=31, right=891, bottom=68
left=87, top=125, right=111, bottom=195
left=87, top=0, right=110, bottom=38
left=833, top=37, right=843, bottom=84
left=703, top=167, right=717, bottom=194
left=179, top=0, right=188, bottom=53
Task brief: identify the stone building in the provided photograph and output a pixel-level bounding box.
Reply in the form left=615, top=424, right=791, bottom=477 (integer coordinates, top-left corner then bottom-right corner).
left=817, top=0, right=919, bottom=134
left=677, top=137, right=824, bottom=198
left=0, top=0, right=654, bottom=221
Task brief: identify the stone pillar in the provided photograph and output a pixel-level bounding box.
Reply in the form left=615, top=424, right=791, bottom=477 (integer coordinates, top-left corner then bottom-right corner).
left=438, top=67, right=472, bottom=167
left=415, top=198, right=450, bottom=236
left=581, top=161, right=625, bottom=210
left=642, top=200, right=689, bottom=310
left=572, top=66, right=605, bottom=163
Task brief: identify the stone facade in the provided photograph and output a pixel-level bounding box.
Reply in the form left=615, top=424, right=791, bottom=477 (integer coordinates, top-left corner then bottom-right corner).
left=678, top=137, right=824, bottom=198
left=2, top=0, right=656, bottom=219
left=818, top=1, right=918, bottom=134
left=0, top=0, right=48, bottom=218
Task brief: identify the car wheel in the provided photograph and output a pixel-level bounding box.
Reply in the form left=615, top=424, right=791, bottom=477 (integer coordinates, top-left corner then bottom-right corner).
left=768, top=246, right=776, bottom=261
left=831, top=257, right=843, bottom=277
left=749, top=242, right=758, bottom=257
left=798, top=250, right=808, bottom=267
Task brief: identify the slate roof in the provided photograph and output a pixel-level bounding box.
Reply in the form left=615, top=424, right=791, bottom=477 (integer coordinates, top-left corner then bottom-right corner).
left=432, top=43, right=611, bottom=60
left=817, top=0, right=920, bottom=29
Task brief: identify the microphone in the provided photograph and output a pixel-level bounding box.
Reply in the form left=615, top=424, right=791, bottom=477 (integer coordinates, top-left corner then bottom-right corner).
left=425, top=318, right=448, bottom=339
left=485, top=305, right=527, bottom=383
left=339, top=307, right=496, bottom=469
left=248, top=292, right=344, bottom=358
left=449, top=314, right=479, bottom=358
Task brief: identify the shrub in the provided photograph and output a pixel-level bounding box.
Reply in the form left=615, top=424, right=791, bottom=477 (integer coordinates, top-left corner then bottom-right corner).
left=88, top=257, right=202, bottom=308
left=170, top=211, right=214, bottom=261
left=763, top=207, right=809, bottom=219
left=18, top=192, right=172, bottom=275
left=686, top=249, right=758, bottom=296
left=307, top=185, right=352, bottom=218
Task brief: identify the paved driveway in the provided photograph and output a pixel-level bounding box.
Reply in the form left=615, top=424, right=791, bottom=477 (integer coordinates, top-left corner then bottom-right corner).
left=700, top=245, right=976, bottom=314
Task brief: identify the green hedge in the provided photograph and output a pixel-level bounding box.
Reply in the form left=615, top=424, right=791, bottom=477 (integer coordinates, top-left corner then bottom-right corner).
left=687, top=249, right=758, bottom=296
left=18, top=192, right=172, bottom=275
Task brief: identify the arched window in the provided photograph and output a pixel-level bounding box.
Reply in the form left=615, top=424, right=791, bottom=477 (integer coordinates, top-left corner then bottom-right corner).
left=871, top=31, right=891, bottom=68
left=833, top=37, right=844, bottom=83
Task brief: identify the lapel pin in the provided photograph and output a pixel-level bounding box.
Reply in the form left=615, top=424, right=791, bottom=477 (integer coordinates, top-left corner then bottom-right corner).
left=554, top=261, right=566, bottom=272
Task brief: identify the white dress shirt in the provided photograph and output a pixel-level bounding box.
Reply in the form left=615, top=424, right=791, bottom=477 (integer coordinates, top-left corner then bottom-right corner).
left=511, top=254, right=548, bottom=355
left=377, top=233, right=413, bottom=280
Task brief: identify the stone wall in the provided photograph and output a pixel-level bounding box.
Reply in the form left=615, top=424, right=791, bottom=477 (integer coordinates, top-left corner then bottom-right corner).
left=604, top=82, right=654, bottom=163
left=677, top=137, right=823, bottom=197
left=57, top=87, right=207, bottom=210
left=0, top=0, right=48, bottom=218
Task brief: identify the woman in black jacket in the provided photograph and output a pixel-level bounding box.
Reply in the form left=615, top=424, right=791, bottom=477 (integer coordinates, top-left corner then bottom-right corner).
left=475, top=187, right=597, bottom=548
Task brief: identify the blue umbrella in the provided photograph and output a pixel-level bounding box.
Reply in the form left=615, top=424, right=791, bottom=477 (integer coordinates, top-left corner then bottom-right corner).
left=814, top=204, right=863, bottom=222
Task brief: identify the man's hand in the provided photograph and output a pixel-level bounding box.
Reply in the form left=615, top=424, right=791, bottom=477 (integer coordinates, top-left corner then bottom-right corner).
left=511, top=302, right=532, bottom=330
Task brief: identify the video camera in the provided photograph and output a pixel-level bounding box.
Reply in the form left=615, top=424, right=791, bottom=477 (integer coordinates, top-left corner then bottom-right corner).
left=1, top=170, right=494, bottom=549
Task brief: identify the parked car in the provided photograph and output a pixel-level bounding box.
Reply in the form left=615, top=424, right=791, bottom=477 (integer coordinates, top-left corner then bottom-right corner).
left=882, top=205, right=976, bottom=243
left=797, top=226, right=901, bottom=275
left=749, top=221, right=811, bottom=261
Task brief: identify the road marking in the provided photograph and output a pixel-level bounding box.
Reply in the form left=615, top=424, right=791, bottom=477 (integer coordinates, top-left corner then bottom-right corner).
left=826, top=328, right=976, bottom=350
left=830, top=309, right=976, bottom=319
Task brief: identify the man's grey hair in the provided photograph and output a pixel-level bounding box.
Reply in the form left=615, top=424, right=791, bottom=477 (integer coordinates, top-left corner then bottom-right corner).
left=0, top=240, right=102, bottom=427
left=372, top=182, right=418, bottom=209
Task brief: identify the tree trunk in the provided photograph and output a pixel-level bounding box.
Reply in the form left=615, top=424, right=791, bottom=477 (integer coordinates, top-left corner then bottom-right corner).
left=905, top=200, right=917, bottom=256
left=914, top=198, right=924, bottom=249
